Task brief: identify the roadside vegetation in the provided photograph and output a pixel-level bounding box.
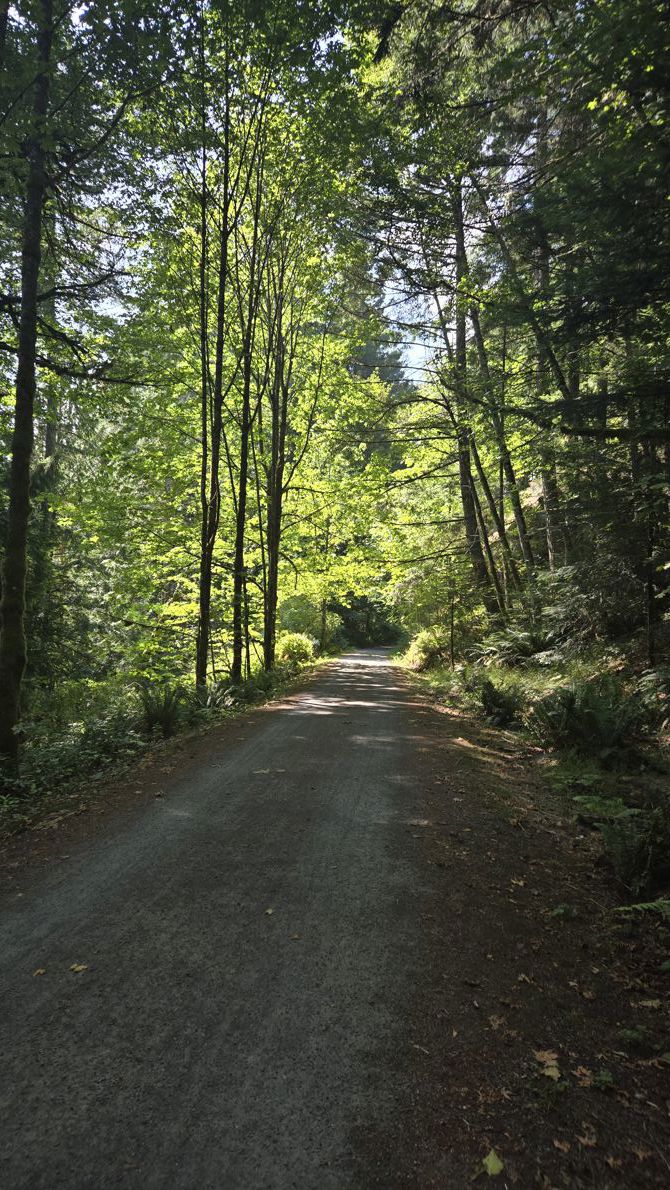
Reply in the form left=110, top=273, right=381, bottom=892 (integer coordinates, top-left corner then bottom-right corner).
left=0, top=629, right=324, bottom=835
left=403, top=571, right=670, bottom=910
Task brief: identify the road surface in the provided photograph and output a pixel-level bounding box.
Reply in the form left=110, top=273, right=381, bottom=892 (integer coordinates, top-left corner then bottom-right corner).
left=0, top=651, right=442, bottom=1189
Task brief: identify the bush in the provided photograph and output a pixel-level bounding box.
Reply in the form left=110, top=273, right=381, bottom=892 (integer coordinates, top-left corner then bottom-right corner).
left=480, top=678, right=523, bottom=726
left=601, top=801, right=670, bottom=897
left=525, top=676, right=642, bottom=758
left=404, top=626, right=451, bottom=672
left=536, top=561, right=644, bottom=648
left=278, top=595, right=342, bottom=651
left=633, top=668, right=670, bottom=731
left=275, top=632, right=315, bottom=668
left=472, top=626, right=556, bottom=668
left=138, top=680, right=184, bottom=738
left=17, top=705, right=145, bottom=796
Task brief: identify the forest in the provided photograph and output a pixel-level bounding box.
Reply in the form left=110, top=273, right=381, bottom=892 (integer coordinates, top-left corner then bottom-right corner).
left=1, top=0, right=669, bottom=892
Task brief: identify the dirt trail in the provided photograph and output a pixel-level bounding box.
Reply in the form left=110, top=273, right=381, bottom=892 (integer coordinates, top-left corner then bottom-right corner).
left=1, top=650, right=668, bottom=1188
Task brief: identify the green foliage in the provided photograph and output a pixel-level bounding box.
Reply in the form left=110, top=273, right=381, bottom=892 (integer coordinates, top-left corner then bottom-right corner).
left=601, top=804, right=670, bottom=897
left=480, top=679, right=522, bottom=727
left=616, top=899, right=670, bottom=923
left=275, top=632, right=315, bottom=667
left=472, top=626, right=556, bottom=668
left=333, top=597, right=401, bottom=647
left=138, top=681, right=184, bottom=739
left=536, top=563, right=645, bottom=650
left=16, top=703, right=145, bottom=798
left=404, top=626, right=451, bottom=672
left=525, top=677, right=644, bottom=758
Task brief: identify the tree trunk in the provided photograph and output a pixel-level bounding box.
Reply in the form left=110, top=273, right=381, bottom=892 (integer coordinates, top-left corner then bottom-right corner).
left=0, top=0, right=53, bottom=767
left=231, top=163, right=264, bottom=682
left=195, top=22, right=232, bottom=688
left=262, top=290, right=287, bottom=672
left=472, top=474, right=506, bottom=615
left=469, top=303, right=535, bottom=573
left=195, top=17, right=211, bottom=687
left=452, top=178, right=499, bottom=615
left=469, top=434, right=522, bottom=592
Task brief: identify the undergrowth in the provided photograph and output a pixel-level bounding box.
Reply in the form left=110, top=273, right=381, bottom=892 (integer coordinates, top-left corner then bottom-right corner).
left=403, top=623, right=670, bottom=904
left=0, top=645, right=317, bottom=837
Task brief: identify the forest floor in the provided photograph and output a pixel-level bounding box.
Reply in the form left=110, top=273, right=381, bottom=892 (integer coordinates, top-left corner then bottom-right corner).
left=0, top=649, right=668, bottom=1188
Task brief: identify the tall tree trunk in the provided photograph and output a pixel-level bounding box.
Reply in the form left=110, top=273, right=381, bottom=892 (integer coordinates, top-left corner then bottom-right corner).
left=469, top=303, right=535, bottom=573
left=452, top=178, right=498, bottom=615
left=472, top=477, right=506, bottom=615
left=0, top=0, right=10, bottom=67
left=231, top=371, right=251, bottom=683
left=263, top=373, right=286, bottom=671
left=469, top=434, right=522, bottom=592
left=195, top=16, right=210, bottom=687
left=0, top=0, right=53, bottom=767
left=533, top=119, right=567, bottom=571
left=541, top=460, right=562, bottom=571
left=470, top=174, right=577, bottom=416
left=231, top=160, right=264, bottom=682
left=195, top=37, right=231, bottom=688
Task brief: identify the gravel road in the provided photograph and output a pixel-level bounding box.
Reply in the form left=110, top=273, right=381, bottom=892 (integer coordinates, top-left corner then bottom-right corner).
left=0, top=650, right=439, bottom=1189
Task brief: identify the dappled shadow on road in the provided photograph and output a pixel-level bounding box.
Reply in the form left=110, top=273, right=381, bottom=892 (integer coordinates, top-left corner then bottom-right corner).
left=349, top=670, right=670, bottom=1189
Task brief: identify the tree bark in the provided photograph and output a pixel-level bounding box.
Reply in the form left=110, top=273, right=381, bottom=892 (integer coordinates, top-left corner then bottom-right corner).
left=0, top=0, right=53, bottom=767
left=231, top=157, right=264, bottom=682
left=263, top=321, right=287, bottom=671
left=195, top=30, right=231, bottom=687
left=452, top=178, right=499, bottom=615
left=468, top=303, right=536, bottom=573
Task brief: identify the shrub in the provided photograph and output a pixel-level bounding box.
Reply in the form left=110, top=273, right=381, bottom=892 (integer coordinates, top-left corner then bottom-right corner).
left=404, top=626, right=451, bottom=672
left=17, top=706, right=145, bottom=796
left=633, top=668, right=670, bottom=731
left=536, top=560, right=644, bottom=648
left=278, top=595, right=342, bottom=651
left=275, top=632, right=315, bottom=668
left=138, top=680, right=184, bottom=738
left=183, top=680, right=232, bottom=725
left=472, top=626, right=556, bottom=668
left=525, top=676, right=642, bottom=758
left=601, top=802, right=670, bottom=897
left=480, top=678, right=523, bottom=727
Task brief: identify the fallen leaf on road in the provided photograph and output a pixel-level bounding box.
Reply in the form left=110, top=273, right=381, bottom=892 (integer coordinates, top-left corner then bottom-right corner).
left=33, top=968, right=46, bottom=977
left=482, top=1149, right=504, bottom=1177
left=572, top=1066, right=593, bottom=1087
left=553, top=1139, right=571, bottom=1153
left=265, top=908, right=274, bottom=915
left=577, top=1124, right=597, bottom=1148
left=254, top=769, right=271, bottom=775
left=534, top=1050, right=561, bottom=1080
left=70, top=963, right=88, bottom=973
